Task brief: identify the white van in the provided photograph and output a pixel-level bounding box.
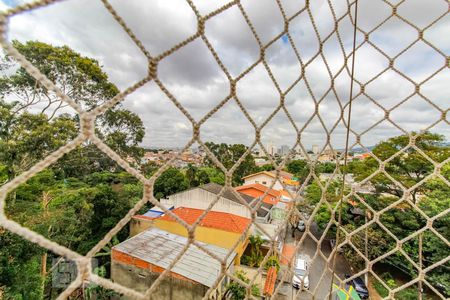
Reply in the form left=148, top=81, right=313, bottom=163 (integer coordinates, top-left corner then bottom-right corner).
left=292, top=258, right=309, bottom=289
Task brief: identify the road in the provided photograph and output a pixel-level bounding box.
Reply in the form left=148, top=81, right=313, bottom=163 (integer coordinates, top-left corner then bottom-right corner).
left=274, top=226, right=352, bottom=299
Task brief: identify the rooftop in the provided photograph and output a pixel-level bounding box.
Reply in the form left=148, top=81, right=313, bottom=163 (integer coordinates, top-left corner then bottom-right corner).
left=242, top=170, right=294, bottom=181
left=113, top=228, right=236, bottom=287
left=198, top=183, right=273, bottom=218
left=158, top=207, right=251, bottom=234
left=236, top=183, right=281, bottom=197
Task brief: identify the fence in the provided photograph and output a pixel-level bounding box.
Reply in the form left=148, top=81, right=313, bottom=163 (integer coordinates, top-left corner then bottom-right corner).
left=0, top=0, right=449, bottom=299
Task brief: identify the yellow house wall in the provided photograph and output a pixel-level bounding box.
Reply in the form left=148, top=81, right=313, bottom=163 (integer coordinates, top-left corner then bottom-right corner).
left=130, top=218, right=153, bottom=237
left=154, top=219, right=248, bottom=264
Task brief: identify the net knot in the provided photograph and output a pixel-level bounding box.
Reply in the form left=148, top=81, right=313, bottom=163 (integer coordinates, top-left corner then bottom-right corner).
left=148, top=58, right=158, bottom=79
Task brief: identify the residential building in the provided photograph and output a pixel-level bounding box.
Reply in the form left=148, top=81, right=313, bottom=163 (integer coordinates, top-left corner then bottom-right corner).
left=254, top=157, right=269, bottom=166
left=153, top=207, right=251, bottom=264
left=251, top=222, right=283, bottom=252
left=236, top=183, right=281, bottom=205
left=319, top=173, right=374, bottom=194
left=160, top=183, right=273, bottom=223
left=130, top=206, right=173, bottom=236
left=267, top=142, right=277, bottom=156
left=278, top=145, right=290, bottom=156
left=312, top=144, right=319, bottom=155
left=242, top=170, right=299, bottom=191
left=111, top=228, right=235, bottom=299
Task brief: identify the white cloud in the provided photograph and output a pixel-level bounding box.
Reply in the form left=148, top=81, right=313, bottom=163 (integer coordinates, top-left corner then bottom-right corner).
left=1, top=0, right=449, bottom=151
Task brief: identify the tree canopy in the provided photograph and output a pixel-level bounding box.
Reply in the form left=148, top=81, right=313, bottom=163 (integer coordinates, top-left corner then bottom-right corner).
left=204, top=142, right=256, bottom=185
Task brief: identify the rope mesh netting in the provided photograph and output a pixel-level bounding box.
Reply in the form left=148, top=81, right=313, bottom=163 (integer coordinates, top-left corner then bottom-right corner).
left=0, top=0, right=449, bottom=299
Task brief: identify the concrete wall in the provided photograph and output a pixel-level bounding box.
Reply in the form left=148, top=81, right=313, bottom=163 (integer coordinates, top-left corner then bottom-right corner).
left=153, top=219, right=249, bottom=265
left=129, top=218, right=153, bottom=237
left=111, top=261, right=209, bottom=300
left=244, top=174, right=284, bottom=190
left=168, top=188, right=251, bottom=218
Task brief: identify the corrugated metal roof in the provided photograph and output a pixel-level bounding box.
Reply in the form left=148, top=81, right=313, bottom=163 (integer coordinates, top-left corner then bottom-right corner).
left=142, top=211, right=163, bottom=218
left=113, top=228, right=236, bottom=287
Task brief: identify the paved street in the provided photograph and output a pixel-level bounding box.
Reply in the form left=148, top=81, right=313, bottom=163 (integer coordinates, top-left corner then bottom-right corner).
left=275, top=226, right=351, bottom=299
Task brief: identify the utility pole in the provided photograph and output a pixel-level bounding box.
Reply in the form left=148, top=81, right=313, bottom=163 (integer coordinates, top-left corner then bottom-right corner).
left=365, top=211, right=369, bottom=286
left=418, top=232, right=423, bottom=300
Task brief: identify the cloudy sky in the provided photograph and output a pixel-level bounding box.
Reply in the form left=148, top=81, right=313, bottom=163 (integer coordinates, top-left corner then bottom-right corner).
left=1, top=0, right=448, bottom=152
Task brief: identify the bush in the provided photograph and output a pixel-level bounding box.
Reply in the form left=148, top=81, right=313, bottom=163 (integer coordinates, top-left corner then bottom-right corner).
left=373, top=280, right=389, bottom=298
left=395, top=288, right=418, bottom=300
left=225, top=270, right=260, bottom=300
left=264, top=255, right=280, bottom=272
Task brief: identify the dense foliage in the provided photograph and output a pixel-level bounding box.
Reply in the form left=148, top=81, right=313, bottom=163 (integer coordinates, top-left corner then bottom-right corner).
left=224, top=270, right=260, bottom=300
left=204, top=142, right=256, bottom=185
left=304, top=133, right=450, bottom=297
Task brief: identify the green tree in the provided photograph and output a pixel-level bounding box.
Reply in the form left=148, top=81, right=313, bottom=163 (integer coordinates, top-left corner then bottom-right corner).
left=185, top=164, right=210, bottom=188
left=0, top=40, right=117, bottom=113
left=0, top=41, right=145, bottom=178
left=257, top=163, right=275, bottom=172
left=242, top=235, right=264, bottom=267
left=286, top=159, right=310, bottom=182
left=204, top=142, right=256, bottom=185
left=199, top=167, right=225, bottom=185
left=141, top=161, right=159, bottom=178
left=0, top=231, right=44, bottom=300
left=224, top=270, right=260, bottom=300
left=353, top=132, right=449, bottom=203
left=316, top=162, right=336, bottom=174
left=286, top=159, right=307, bottom=174
left=0, top=100, right=78, bottom=183
left=153, top=167, right=189, bottom=199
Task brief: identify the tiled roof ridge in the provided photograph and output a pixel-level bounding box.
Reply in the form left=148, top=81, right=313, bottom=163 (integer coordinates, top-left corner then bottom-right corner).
left=236, top=183, right=281, bottom=196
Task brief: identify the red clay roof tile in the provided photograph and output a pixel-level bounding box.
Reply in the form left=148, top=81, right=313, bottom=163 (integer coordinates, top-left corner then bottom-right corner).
left=158, top=207, right=251, bottom=234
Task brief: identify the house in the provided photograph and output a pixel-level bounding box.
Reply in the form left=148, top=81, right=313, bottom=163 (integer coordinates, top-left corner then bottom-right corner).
left=250, top=222, right=283, bottom=252
left=236, top=183, right=281, bottom=205
left=319, top=173, right=374, bottom=194
left=111, top=228, right=235, bottom=299
left=160, top=183, right=273, bottom=223
left=153, top=207, right=251, bottom=264
left=130, top=206, right=173, bottom=237
left=279, top=189, right=293, bottom=202
left=242, top=170, right=299, bottom=191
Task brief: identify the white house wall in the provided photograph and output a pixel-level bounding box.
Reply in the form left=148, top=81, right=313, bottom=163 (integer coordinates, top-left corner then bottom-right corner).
left=168, top=188, right=252, bottom=219
left=243, top=174, right=283, bottom=190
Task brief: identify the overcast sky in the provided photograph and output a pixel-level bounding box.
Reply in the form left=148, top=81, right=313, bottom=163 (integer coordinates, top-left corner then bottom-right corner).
left=1, top=0, right=448, bottom=151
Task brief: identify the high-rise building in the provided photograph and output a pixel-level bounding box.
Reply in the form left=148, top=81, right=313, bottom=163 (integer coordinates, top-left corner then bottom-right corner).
left=312, top=144, right=319, bottom=155
left=267, top=141, right=277, bottom=156
left=280, top=145, right=290, bottom=156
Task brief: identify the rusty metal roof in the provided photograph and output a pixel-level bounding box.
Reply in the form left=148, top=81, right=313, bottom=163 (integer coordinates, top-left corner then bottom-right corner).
left=112, top=228, right=236, bottom=287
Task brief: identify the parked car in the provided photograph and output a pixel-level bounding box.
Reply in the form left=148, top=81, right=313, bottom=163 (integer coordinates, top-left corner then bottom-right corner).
left=297, top=220, right=305, bottom=232
left=292, top=258, right=309, bottom=290
left=345, top=274, right=369, bottom=299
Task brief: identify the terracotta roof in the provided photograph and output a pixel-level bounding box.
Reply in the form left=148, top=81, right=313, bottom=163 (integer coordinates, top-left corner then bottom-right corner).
left=263, top=266, right=277, bottom=296
left=236, top=183, right=281, bottom=197
left=158, top=207, right=251, bottom=234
